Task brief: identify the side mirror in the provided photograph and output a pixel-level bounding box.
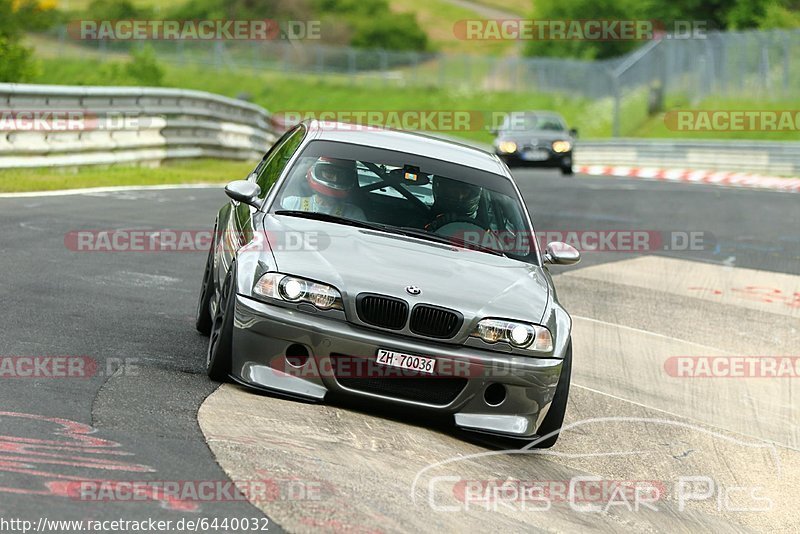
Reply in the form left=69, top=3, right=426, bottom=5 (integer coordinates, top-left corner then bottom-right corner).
left=569, top=128, right=578, bottom=137
left=544, top=242, right=580, bottom=266
left=489, top=128, right=498, bottom=136
left=225, top=180, right=261, bottom=208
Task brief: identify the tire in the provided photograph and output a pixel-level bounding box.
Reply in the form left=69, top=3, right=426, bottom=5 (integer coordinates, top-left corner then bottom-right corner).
left=207, top=266, right=235, bottom=382
left=560, top=164, right=574, bottom=176
left=195, top=243, right=215, bottom=335
left=531, top=340, right=572, bottom=448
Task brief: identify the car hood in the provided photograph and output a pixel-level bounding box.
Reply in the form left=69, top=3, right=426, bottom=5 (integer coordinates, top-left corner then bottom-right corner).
left=263, top=215, right=551, bottom=323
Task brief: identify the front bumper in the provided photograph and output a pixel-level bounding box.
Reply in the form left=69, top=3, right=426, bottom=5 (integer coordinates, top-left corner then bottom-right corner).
left=497, top=151, right=572, bottom=168
left=231, top=295, right=565, bottom=438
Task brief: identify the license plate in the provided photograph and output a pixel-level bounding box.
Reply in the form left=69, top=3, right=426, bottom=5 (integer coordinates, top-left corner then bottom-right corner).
left=521, top=149, right=549, bottom=161
left=376, top=349, right=435, bottom=374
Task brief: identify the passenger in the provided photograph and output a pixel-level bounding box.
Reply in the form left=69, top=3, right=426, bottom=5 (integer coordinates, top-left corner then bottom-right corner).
left=427, top=175, right=482, bottom=229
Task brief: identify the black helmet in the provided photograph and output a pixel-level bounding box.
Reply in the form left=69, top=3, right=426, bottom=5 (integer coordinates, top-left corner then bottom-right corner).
left=432, top=176, right=481, bottom=216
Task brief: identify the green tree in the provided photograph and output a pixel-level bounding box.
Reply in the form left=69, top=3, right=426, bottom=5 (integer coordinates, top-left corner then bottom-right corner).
left=756, top=1, right=800, bottom=28
left=0, top=36, right=37, bottom=82
left=166, top=0, right=428, bottom=51
left=125, top=45, right=165, bottom=86
left=351, top=13, right=428, bottom=51
left=524, top=0, right=642, bottom=60
left=85, top=0, right=154, bottom=20
left=0, top=0, right=38, bottom=82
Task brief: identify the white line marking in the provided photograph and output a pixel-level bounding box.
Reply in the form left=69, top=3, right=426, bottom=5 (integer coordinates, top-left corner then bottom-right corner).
left=572, top=314, right=736, bottom=354
left=0, top=183, right=225, bottom=198
left=572, top=383, right=799, bottom=453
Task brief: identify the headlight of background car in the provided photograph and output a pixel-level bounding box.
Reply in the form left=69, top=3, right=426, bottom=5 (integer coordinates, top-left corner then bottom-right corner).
left=497, top=141, right=518, bottom=154
left=471, top=318, right=553, bottom=352
left=552, top=140, right=572, bottom=153
left=254, top=273, right=343, bottom=311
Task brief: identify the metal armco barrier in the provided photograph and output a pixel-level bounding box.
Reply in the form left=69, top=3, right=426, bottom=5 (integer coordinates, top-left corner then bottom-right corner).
left=2, top=83, right=798, bottom=178
left=0, top=83, right=277, bottom=168
left=574, top=139, right=800, bottom=176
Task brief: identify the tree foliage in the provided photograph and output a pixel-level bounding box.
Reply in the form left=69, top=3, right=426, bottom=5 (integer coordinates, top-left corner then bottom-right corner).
left=0, top=0, right=38, bottom=82
left=524, top=0, right=800, bottom=59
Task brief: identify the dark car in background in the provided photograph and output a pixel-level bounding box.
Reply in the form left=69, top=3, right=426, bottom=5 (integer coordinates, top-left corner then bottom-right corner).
left=493, top=111, right=577, bottom=175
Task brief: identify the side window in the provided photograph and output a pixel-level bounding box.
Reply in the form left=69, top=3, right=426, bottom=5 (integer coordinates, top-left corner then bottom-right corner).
left=255, top=126, right=305, bottom=199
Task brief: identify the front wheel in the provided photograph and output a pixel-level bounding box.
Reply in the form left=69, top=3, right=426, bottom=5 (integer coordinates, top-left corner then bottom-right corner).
left=207, top=267, right=235, bottom=382
left=560, top=164, right=574, bottom=176
left=195, top=243, right=215, bottom=335
left=531, top=340, right=572, bottom=448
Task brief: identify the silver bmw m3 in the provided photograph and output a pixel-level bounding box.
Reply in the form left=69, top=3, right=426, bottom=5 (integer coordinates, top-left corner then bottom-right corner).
left=196, top=120, right=580, bottom=447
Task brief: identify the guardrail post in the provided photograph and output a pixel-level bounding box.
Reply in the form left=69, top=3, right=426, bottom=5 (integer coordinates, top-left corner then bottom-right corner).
left=380, top=50, right=388, bottom=86
left=282, top=43, right=291, bottom=73
left=315, top=46, right=324, bottom=74
left=759, top=34, right=770, bottom=94
left=57, top=26, right=66, bottom=57
left=348, top=48, right=356, bottom=86
left=783, top=31, right=790, bottom=96
left=611, top=72, right=621, bottom=138
left=214, top=41, right=223, bottom=70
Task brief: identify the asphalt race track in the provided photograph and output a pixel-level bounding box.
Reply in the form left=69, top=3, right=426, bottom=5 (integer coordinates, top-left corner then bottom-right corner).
left=1, top=170, right=798, bottom=532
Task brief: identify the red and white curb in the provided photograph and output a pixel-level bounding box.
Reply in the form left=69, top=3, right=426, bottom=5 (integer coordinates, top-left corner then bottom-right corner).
left=577, top=165, right=800, bottom=193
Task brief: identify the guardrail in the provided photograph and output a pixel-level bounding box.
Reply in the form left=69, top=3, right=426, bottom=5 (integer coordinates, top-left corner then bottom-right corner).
left=574, top=139, right=800, bottom=176
left=0, top=83, right=277, bottom=168
left=2, top=83, right=798, bottom=179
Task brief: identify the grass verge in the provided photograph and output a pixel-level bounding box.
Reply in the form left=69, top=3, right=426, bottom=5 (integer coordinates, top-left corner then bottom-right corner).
left=31, top=57, right=602, bottom=143
left=0, top=159, right=254, bottom=193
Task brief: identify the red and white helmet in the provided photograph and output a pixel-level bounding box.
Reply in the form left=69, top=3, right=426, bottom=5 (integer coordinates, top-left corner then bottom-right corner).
left=306, top=157, right=357, bottom=199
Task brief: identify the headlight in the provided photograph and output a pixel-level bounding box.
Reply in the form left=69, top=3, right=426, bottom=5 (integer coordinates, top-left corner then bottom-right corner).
left=497, top=141, right=517, bottom=154
left=253, top=273, right=343, bottom=311
left=471, top=318, right=553, bottom=352
left=552, top=140, right=571, bottom=153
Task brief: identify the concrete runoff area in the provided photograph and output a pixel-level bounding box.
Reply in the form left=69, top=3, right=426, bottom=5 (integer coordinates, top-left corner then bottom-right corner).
left=199, top=255, right=800, bottom=532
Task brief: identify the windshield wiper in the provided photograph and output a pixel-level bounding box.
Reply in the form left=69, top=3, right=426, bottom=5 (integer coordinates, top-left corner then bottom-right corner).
left=393, top=226, right=507, bottom=257
left=273, top=210, right=390, bottom=232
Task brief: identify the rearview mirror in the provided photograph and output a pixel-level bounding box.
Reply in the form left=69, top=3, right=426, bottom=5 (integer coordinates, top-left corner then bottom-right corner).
left=544, top=242, right=580, bottom=265
left=569, top=127, right=578, bottom=137
left=225, top=180, right=261, bottom=208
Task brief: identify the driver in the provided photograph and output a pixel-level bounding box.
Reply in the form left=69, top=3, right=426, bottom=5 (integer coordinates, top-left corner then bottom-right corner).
left=281, top=157, right=366, bottom=220
left=426, top=175, right=483, bottom=230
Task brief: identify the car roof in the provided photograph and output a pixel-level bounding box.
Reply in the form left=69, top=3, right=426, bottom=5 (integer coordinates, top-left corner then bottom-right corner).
left=303, top=120, right=507, bottom=175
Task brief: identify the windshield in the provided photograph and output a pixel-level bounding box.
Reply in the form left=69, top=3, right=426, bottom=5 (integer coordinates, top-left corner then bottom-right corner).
left=503, top=113, right=566, bottom=132
left=270, top=140, right=537, bottom=263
